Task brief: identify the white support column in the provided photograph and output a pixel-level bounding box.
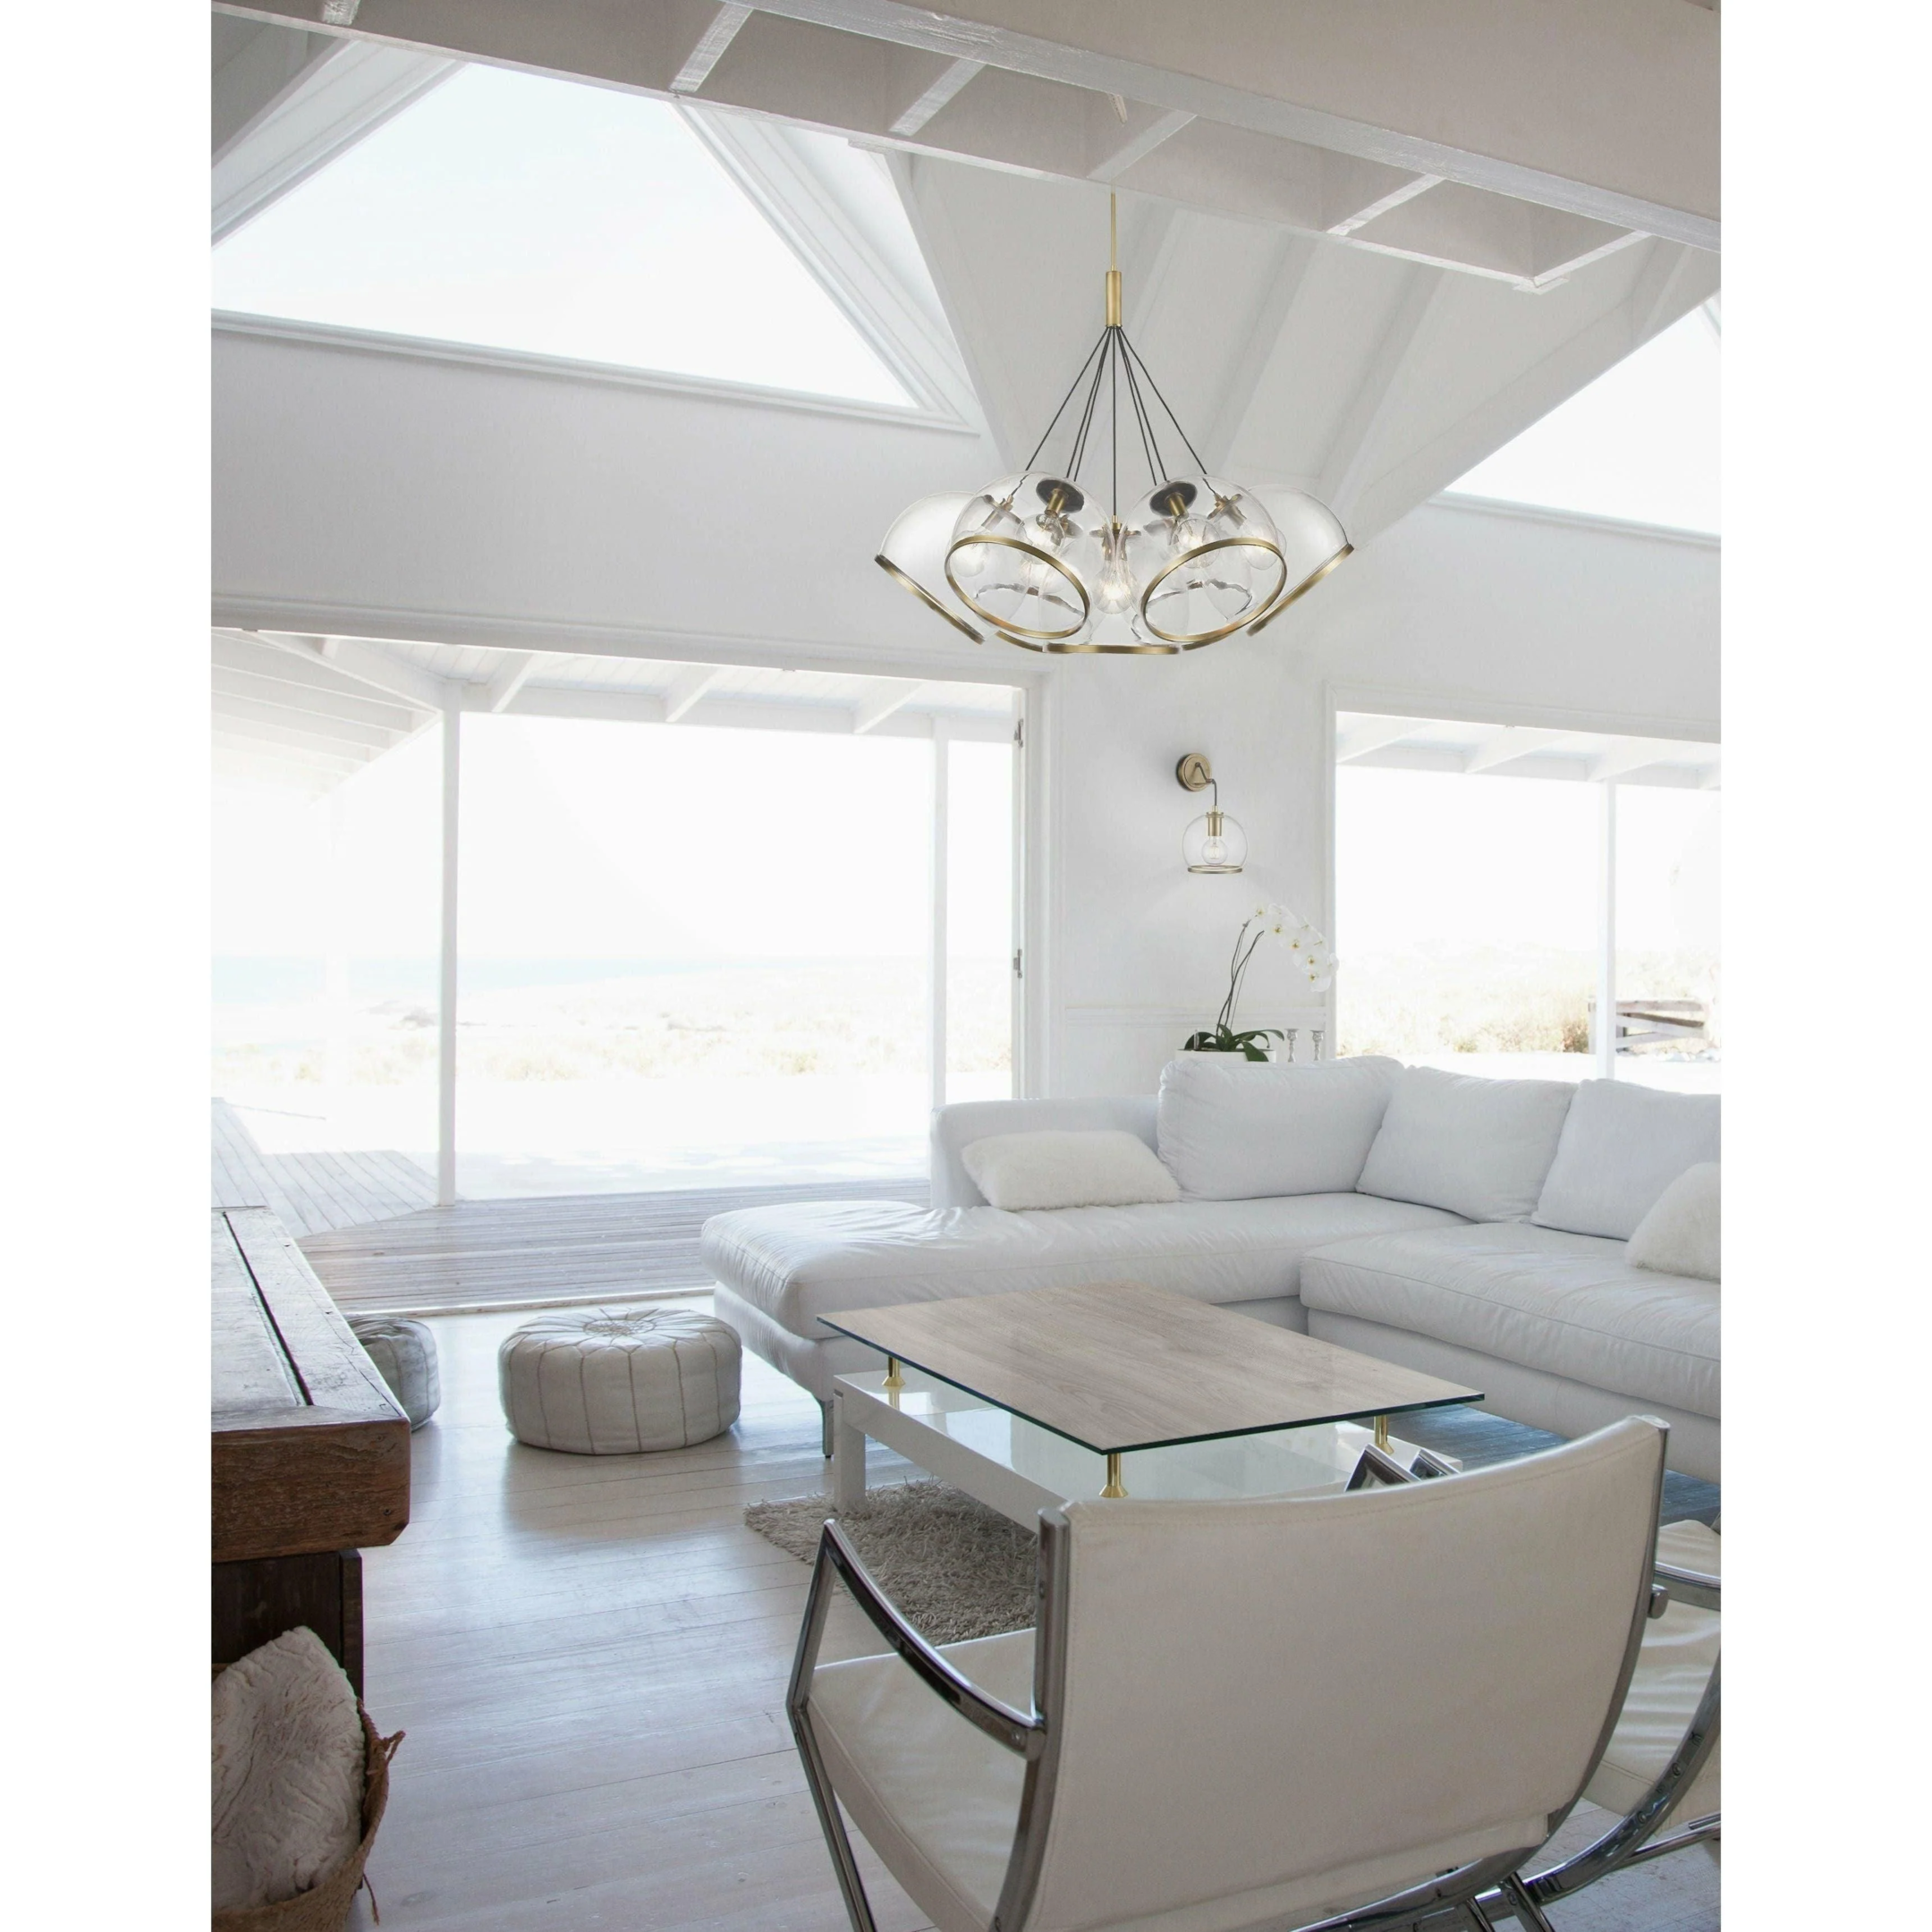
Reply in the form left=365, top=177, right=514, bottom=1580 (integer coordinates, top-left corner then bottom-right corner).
left=928, top=722, right=950, bottom=1117
left=1593, top=781, right=1618, bottom=1079
left=323, top=786, right=351, bottom=1117
left=436, top=702, right=461, bottom=1206
left=1009, top=695, right=1026, bottom=1099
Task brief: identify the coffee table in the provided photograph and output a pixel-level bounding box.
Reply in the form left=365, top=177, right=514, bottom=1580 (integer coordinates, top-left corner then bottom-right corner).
left=820, top=1280, right=1482, bottom=1530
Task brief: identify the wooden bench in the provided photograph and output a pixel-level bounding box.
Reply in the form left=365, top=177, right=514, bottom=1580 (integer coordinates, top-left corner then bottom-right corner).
left=212, top=1208, right=411, bottom=1692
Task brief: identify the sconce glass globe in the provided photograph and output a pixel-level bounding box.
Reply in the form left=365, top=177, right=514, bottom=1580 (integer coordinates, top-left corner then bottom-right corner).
left=1183, top=809, right=1248, bottom=874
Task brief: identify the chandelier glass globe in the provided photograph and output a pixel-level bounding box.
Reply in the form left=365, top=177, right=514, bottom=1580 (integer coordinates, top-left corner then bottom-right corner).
left=876, top=194, right=1350, bottom=656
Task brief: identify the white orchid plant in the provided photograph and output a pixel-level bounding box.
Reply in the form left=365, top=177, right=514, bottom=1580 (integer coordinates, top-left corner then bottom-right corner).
left=1183, top=902, right=1335, bottom=1061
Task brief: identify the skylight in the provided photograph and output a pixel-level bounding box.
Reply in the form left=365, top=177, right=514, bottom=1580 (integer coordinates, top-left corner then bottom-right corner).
left=1445, top=306, right=1718, bottom=534
left=212, top=64, right=912, bottom=407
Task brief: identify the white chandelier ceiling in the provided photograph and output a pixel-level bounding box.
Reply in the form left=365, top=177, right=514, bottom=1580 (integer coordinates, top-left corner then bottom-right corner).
left=877, top=199, right=1352, bottom=656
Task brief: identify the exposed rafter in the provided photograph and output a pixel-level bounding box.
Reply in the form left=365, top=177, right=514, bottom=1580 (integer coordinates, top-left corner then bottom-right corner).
left=1463, top=726, right=1571, bottom=774
left=1335, top=716, right=1427, bottom=763
left=256, top=631, right=454, bottom=711
left=852, top=679, right=922, bottom=734
left=888, top=56, right=984, bottom=138
left=662, top=665, right=727, bottom=722
left=670, top=4, right=755, bottom=95
left=482, top=651, right=540, bottom=712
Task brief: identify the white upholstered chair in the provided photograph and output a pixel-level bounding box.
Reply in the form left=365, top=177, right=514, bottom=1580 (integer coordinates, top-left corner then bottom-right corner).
left=1495, top=1516, right=1719, bottom=1922
left=788, top=1418, right=1669, bottom=1932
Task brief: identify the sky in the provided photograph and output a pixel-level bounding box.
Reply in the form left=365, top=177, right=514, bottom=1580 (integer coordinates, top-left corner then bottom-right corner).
left=1335, top=767, right=1720, bottom=957
left=1447, top=307, right=1720, bottom=533
left=213, top=716, right=1014, bottom=966
left=213, top=63, right=909, bottom=404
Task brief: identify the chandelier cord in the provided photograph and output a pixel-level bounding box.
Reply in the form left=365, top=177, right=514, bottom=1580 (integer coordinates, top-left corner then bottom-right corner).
left=1119, top=339, right=1167, bottom=492
left=1022, top=329, right=1109, bottom=475
left=1065, top=328, right=1113, bottom=481
left=1121, top=332, right=1210, bottom=480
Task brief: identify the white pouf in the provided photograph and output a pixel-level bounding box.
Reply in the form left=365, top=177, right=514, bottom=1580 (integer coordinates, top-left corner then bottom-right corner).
left=348, top=1315, right=441, bottom=1430
left=499, top=1307, right=741, bottom=1453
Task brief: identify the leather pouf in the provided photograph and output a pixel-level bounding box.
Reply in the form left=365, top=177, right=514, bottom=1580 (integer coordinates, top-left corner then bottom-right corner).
left=498, top=1307, right=741, bottom=1453
left=348, top=1315, right=441, bottom=1430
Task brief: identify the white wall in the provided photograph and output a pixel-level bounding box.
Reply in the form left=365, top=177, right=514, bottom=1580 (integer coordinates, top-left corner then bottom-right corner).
left=1041, top=497, right=1718, bottom=1094
left=212, top=333, right=1719, bottom=1099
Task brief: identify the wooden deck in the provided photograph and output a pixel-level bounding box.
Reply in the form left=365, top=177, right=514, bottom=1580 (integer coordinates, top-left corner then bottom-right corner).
left=347, top=1307, right=1718, bottom=1932
left=301, top=1180, right=928, bottom=1318
left=214, top=1099, right=436, bottom=1237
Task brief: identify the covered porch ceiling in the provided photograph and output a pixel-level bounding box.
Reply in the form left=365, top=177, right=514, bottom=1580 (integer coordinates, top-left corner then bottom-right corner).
left=1335, top=711, right=1719, bottom=791
left=213, top=629, right=1019, bottom=796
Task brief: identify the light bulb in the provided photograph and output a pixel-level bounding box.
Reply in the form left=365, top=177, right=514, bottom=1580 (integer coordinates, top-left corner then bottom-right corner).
left=1200, top=834, right=1228, bottom=865
left=953, top=541, right=987, bottom=578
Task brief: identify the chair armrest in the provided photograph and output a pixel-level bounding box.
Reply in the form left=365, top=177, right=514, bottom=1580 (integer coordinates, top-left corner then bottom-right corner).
left=792, top=1520, right=1042, bottom=1758
left=1654, top=1558, right=1720, bottom=1613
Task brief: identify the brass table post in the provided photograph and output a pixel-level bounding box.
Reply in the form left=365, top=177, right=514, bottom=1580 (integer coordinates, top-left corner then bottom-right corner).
left=1101, top=1453, right=1127, bottom=1498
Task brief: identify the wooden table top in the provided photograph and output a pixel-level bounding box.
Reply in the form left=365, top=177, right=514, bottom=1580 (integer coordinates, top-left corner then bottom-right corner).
left=213, top=1208, right=411, bottom=1563
left=820, top=1281, right=1481, bottom=1453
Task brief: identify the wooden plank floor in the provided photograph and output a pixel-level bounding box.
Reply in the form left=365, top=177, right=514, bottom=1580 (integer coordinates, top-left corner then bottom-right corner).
left=357, top=1306, right=935, bottom=1932
left=213, top=1100, right=436, bottom=1238
left=301, top=1180, right=928, bottom=1318
left=352, top=1306, right=1717, bottom=1932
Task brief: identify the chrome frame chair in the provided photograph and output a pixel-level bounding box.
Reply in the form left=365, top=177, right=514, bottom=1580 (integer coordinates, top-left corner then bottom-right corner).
left=788, top=1420, right=1671, bottom=1932
left=1346, top=1447, right=1719, bottom=1930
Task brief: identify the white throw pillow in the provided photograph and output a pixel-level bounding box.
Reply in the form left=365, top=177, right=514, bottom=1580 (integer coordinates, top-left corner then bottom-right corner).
left=1156, top=1055, right=1402, bottom=1200
left=1532, top=1080, right=1722, bottom=1240
left=1356, top=1064, right=1576, bottom=1222
left=213, top=1626, right=366, bottom=1911
left=1625, top=1162, right=1720, bottom=1281
left=961, top=1130, right=1181, bottom=1210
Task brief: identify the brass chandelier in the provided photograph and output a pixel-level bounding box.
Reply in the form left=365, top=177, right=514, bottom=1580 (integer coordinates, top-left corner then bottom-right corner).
left=877, top=197, right=1352, bottom=654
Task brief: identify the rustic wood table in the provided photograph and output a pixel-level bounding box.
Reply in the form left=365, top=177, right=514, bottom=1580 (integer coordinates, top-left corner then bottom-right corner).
left=212, top=1208, right=411, bottom=1691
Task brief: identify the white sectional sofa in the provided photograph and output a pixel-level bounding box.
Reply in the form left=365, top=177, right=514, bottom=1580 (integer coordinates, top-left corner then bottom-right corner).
left=701, top=1057, right=1721, bottom=1479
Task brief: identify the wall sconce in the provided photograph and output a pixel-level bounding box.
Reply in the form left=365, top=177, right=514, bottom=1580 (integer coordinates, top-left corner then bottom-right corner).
left=1175, top=753, right=1247, bottom=873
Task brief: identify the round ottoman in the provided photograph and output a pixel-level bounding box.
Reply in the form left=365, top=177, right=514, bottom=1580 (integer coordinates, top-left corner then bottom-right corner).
left=498, top=1307, right=741, bottom=1453
left=348, top=1315, right=441, bottom=1430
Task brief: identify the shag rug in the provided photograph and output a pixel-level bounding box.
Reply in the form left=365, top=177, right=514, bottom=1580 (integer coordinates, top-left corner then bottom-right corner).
left=744, top=1481, right=1036, bottom=1645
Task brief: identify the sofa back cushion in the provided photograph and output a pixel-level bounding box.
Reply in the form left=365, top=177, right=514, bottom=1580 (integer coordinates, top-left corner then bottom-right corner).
left=1531, top=1080, right=1722, bottom=1241
left=1356, top=1065, right=1576, bottom=1222
left=1156, top=1055, right=1402, bottom=1200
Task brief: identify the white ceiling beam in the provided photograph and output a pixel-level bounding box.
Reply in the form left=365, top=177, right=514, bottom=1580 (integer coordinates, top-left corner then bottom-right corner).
left=1462, top=726, right=1572, bottom=774
left=214, top=664, right=419, bottom=732
left=1325, top=166, right=1442, bottom=238
left=256, top=631, right=456, bottom=711
left=670, top=4, right=756, bottom=95
left=213, top=17, right=335, bottom=159
left=213, top=630, right=411, bottom=707
left=214, top=38, right=456, bottom=239
left=1089, top=106, right=1194, bottom=184
left=852, top=679, right=923, bottom=733
left=662, top=665, right=729, bottom=723
left=1199, top=231, right=1316, bottom=471
left=481, top=651, right=541, bottom=712
left=1589, top=741, right=1670, bottom=783
left=1335, top=716, right=1426, bottom=763
left=215, top=702, right=402, bottom=755
left=216, top=0, right=1717, bottom=250
left=889, top=56, right=985, bottom=137
left=1318, top=266, right=1447, bottom=520
left=504, top=687, right=672, bottom=725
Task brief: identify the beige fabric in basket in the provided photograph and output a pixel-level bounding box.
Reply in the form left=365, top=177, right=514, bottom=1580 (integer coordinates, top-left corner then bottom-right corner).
left=214, top=1630, right=365, bottom=1911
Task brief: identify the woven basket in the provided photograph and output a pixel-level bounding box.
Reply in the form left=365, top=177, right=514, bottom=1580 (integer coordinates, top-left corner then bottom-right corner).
left=214, top=1710, right=402, bottom=1932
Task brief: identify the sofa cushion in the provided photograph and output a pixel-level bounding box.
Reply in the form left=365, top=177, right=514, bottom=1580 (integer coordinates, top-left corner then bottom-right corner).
left=1300, top=1223, right=1718, bottom=1419
left=700, top=1193, right=1467, bottom=1340
left=1156, top=1055, right=1402, bottom=1200
left=1531, top=1080, right=1722, bottom=1240
left=1626, top=1163, right=1719, bottom=1282
left=1355, top=1066, right=1576, bottom=1222
left=962, top=1130, right=1180, bottom=1210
